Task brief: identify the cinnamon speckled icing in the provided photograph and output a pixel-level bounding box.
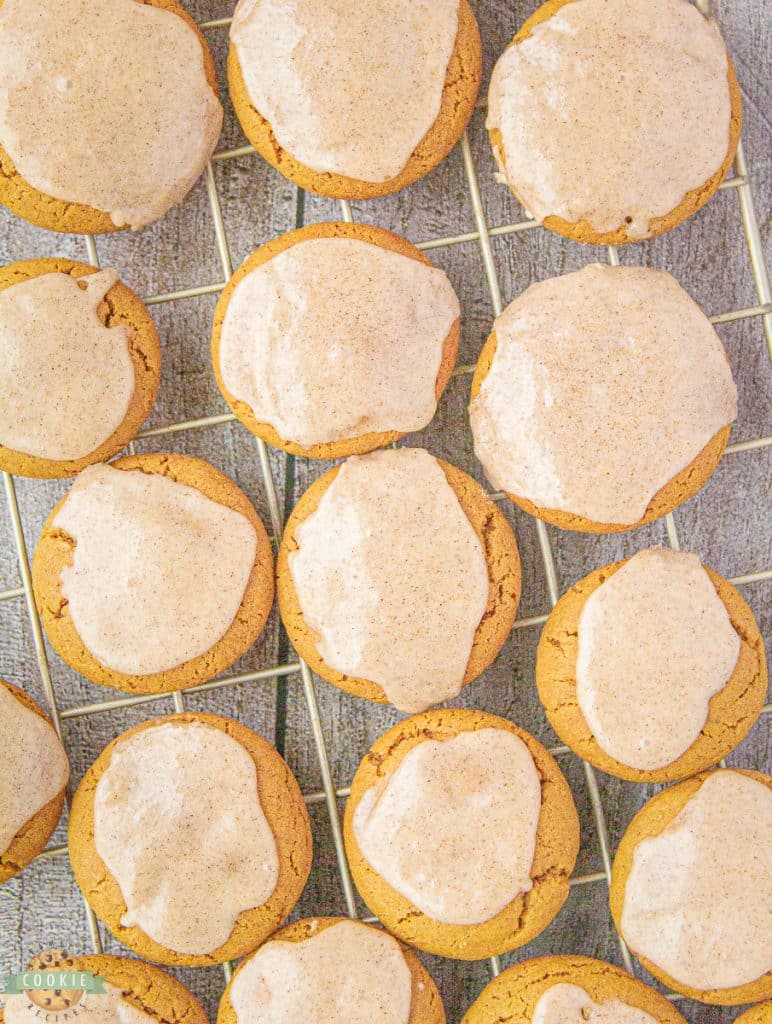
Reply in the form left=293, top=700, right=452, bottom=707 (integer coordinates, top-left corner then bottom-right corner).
left=94, top=721, right=279, bottom=955
left=532, top=984, right=657, bottom=1024
left=487, top=0, right=732, bottom=238
left=4, top=983, right=157, bottom=1024
left=230, top=0, right=459, bottom=181
left=0, top=0, right=222, bottom=228
left=353, top=728, right=542, bottom=925
left=470, top=265, right=737, bottom=524
left=0, top=271, right=134, bottom=461
left=53, top=464, right=258, bottom=675
left=577, top=548, right=740, bottom=771
left=219, top=238, right=459, bottom=447
left=0, top=685, right=69, bottom=855
left=288, top=448, right=489, bottom=712
left=229, top=921, right=412, bottom=1024
left=621, top=771, right=772, bottom=990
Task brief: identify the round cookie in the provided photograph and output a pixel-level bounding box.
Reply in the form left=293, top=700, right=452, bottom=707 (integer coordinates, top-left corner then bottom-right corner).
left=609, top=769, right=772, bottom=1005
left=733, top=1005, right=772, bottom=1024
left=343, top=708, right=580, bottom=959
left=277, top=457, right=521, bottom=706
left=0, top=258, right=160, bottom=478
left=461, top=954, right=688, bottom=1023
left=227, top=0, right=481, bottom=199
left=0, top=951, right=208, bottom=1024
left=32, top=452, right=274, bottom=695
left=68, top=712, right=313, bottom=967
left=0, top=0, right=220, bottom=234
left=212, top=221, right=460, bottom=460
left=488, top=0, right=742, bottom=245
left=217, top=917, right=445, bottom=1024
left=470, top=329, right=731, bottom=533
left=535, top=557, right=767, bottom=782
left=0, top=679, right=67, bottom=884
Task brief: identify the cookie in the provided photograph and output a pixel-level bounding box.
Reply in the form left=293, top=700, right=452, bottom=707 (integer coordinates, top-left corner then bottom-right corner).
left=217, top=918, right=445, bottom=1024
left=277, top=451, right=520, bottom=709
left=461, top=954, right=688, bottom=1023
left=227, top=0, right=481, bottom=199
left=68, top=712, right=313, bottom=967
left=487, top=0, right=742, bottom=244
left=0, top=679, right=68, bottom=884
left=733, top=1005, right=772, bottom=1024
left=536, top=552, right=767, bottom=782
left=343, top=708, right=580, bottom=959
left=0, top=258, right=160, bottom=478
left=212, top=221, right=460, bottom=459
left=0, top=951, right=208, bottom=1024
left=32, top=453, right=274, bottom=695
left=0, top=0, right=221, bottom=233
left=609, top=769, right=772, bottom=1005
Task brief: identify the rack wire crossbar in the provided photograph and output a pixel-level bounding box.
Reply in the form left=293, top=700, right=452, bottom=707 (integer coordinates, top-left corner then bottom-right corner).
left=3, top=1, right=770, bottom=1014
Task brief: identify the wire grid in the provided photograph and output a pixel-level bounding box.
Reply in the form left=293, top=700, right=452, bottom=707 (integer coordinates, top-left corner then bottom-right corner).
left=2, top=0, right=771, bottom=1014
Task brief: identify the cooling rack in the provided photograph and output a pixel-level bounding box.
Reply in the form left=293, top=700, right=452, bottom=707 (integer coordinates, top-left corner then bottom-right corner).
left=0, top=1, right=769, bottom=1021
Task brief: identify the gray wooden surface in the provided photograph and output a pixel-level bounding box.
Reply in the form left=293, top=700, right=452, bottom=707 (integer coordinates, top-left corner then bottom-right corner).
left=0, top=2, right=769, bottom=1021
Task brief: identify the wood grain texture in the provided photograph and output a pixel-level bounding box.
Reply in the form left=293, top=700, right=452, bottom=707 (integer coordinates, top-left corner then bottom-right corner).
left=0, top=2, right=769, bottom=1023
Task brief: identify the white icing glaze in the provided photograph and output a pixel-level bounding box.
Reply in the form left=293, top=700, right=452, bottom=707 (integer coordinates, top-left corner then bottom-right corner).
left=230, top=0, right=459, bottom=182
left=532, top=984, right=657, bottom=1024
left=4, top=982, right=157, bottom=1024
left=53, top=463, right=258, bottom=675
left=288, top=448, right=489, bottom=712
left=0, top=686, right=69, bottom=855
left=219, top=237, right=459, bottom=448
left=353, top=727, right=542, bottom=925
left=0, top=271, right=134, bottom=461
left=229, top=920, right=412, bottom=1024
left=470, top=264, right=737, bottom=525
left=576, top=548, right=740, bottom=771
left=487, top=0, right=732, bottom=238
left=93, top=721, right=279, bottom=955
left=0, top=0, right=222, bottom=229
left=621, top=770, right=772, bottom=990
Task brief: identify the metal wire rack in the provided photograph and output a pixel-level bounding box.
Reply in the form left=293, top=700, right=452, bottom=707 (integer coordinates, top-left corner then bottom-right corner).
left=1, top=0, right=770, bottom=1018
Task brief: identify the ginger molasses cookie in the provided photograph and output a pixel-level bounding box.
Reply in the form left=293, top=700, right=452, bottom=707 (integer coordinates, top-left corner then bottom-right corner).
left=278, top=448, right=520, bottom=713
left=228, top=0, right=481, bottom=199
left=461, top=955, right=688, bottom=1024
left=32, top=453, right=274, bottom=695
left=344, top=708, right=579, bottom=960
left=470, top=265, right=737, bottom=532
left=68, top=713, right=312, bottom=967
left=1, top=952, right=208, bottom=1024
left=218, top=917, right=445, bottom=1024
left=733, top=1006, right=772, bottom=1024
left=487, top=0, right=741, bottom=244
left=610, top=769, right=772, bottom=1005
left=212, top=222, right=460, bottom=459
left=0, top=680, right=68, bottom=883
left=536, top=547, right=767, bottom=782
left=0, top=258, right=160, bottom=478
left=0, top=0, right=222, bottom=233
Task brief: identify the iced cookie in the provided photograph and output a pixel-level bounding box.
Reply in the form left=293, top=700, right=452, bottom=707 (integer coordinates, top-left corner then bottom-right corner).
left=0, top=258, right=160, bottom=478
left=277, top=448, right=520, bottom=713
left=228, top=0, right=481, bottom=198
left=0, top=0, right=222, bottom=232
left=0, top=680, right=69, bottom=883
left=32, top=453, right=274, bottom=695
left=470, top=265, right=737, bottom=532
left=461, top=955, right=688, bottom=1023
left=487, top=0, right=741, bottom=244
left=536, top=548, right=767, bottom=781
left=217, top=918, right=445, bottom=1024
left=68, top=713, right=313, bottom=966
left=344, top=708, right=579, bottom=959
left=610, top=769, right=772, bottom=1005
left=212, top=222, right=460, bottom=459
